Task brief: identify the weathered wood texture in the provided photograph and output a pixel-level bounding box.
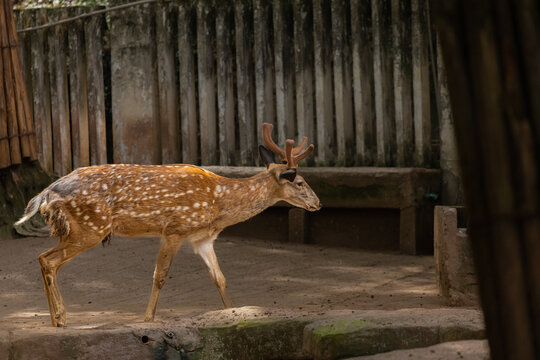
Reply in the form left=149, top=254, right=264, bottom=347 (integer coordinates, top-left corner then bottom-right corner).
left=15, top=0, right=442, bottom=169
left=0, top=0, right=37, bottom=169
left=14, top=6, right=105, bottom=175
left=433, top=0, right=540, bottom=359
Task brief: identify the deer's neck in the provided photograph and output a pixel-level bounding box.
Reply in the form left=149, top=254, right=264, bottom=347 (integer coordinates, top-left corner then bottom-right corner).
left=213, top=171, right=278, bottom=229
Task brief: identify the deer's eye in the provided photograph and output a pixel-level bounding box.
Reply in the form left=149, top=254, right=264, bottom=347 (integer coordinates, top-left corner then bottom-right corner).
left=296, top=181, right=303, bottom=187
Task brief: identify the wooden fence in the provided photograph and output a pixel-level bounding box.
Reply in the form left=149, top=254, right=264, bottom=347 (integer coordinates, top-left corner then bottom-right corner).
left=15, top=0, right=439, bottom=176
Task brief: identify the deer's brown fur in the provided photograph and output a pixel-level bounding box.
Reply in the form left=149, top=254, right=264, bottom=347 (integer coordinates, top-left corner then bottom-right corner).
left=16, top=124, right=320, bottom=327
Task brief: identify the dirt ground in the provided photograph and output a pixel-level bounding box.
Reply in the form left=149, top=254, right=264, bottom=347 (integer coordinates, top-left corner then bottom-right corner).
left=0, top=235, right=455, bottom=330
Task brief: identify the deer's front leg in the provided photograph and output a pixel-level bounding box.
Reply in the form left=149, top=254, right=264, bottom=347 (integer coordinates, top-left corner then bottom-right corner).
left=144, top=234, right=184, bottom=322
left=195, top=241, right=232, bottom=309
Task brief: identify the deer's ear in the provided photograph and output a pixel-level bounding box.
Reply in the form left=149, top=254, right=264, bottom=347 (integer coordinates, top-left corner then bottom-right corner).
left=259, top=145, right=275, bottom=168
left=279, top=169, right=297, bottom=182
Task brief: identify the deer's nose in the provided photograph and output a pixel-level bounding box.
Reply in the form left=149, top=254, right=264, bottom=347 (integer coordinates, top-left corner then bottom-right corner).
left=318, top=201, right=323, bottom=208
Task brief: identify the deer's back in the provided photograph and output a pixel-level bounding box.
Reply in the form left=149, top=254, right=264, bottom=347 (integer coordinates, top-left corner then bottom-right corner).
left=43, top=164, right=222, bottom=238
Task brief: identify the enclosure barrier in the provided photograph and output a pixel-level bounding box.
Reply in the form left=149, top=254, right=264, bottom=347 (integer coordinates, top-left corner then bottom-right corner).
left=15, top=0, right=440, bottom=176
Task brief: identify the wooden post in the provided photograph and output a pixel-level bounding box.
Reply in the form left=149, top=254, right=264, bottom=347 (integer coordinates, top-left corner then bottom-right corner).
left=433, top=0, right=540, bottom=358
left=313, top=0, right=334, bottom=165
left=350, top=0, right=375, bottom=166
left=197, top=0, right=217, bottom=165
left=331, top=0, right=354, bottom=166
left=411, top=0, right=430, bottom=166
left=178, top=1, right=198, bottom=164
left=253, top=0, right=275, bottom=150
left=273, top=0, right=295, bottom=144
left=31, top=8, right=53, bottom=172
left=110, top=0, right=159, bottom=164
left=392, top=0, right=413, bottom=166
left=156, top=1, right=179, bottom=164
left=372, top=0, right=396, bottom=166
left=235, top=0, right=256, bottom=165
left=68, top=7, right=89, bottom=169
left=216, top=1, right=235, bottom=166
left=47, top=9, right=71, bottom=176
left=294, top=0, right=314, bottom=165
left=85, top=10, right=107, bottom=165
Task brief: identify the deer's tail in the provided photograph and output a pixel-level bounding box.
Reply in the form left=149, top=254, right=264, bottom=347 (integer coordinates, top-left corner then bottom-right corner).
left=14, top=191, right=47, bottom=226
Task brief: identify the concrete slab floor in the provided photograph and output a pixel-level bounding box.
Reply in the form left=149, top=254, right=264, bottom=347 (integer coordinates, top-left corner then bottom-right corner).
left=0, top=235, right=457, bottom=330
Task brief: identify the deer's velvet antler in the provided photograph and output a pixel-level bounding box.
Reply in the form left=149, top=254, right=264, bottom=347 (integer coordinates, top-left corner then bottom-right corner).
left=262, top=123, right=314, bottom=169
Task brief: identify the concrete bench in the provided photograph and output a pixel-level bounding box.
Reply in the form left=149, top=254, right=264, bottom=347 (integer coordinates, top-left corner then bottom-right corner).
left=204, top=167, right=440, bottom=255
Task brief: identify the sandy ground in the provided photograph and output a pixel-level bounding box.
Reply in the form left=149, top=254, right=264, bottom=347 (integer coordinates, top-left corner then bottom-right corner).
left=0, top=235, right=453, bottom=330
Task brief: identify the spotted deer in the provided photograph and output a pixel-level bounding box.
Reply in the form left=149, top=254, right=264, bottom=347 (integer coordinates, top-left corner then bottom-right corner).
left=15, top=123, right=321, bottom=327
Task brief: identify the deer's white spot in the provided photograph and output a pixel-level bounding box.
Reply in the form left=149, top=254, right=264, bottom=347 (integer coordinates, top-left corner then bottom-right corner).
left=186, top=218, right=191, bottom=222
left=151, top=184, right=156, bottom=187
left=226, top=189, right=230, bottom=194
left=183, top=206, right=189, bottom=211
left=186, top=190, right=194, bottom=194
left=193, top=202, right=200, bottom=208
left=70, top=201, right=77, bottom=208
left=88, top=221, right=94, bottom=226
left=181, top=215, right=186, bottom=219
left=251, top=185, right=256, bottom=191
left=101, top=216, right=107, bottom=220
left=83, top=215, right=89, bottom=220
left=154, top=210, right=161, bottom=215
left=206, top=187, right=210, bottom=192
left=82, top=190, right=88, bottom=195
left=76, top=207, right=81, bottom=212
left=135, top=187, right=141, bottom=191
left=160, top=174, right=165, bottom=178
left=92, top=226, right=98, bottom=231
left=216, top=185, right=222, bottom=193
left=202, top=202, right=208, bottom=207
left=102, top=184, right=108, bottom=190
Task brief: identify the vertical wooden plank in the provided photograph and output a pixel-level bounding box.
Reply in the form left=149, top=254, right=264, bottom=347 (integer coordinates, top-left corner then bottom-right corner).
left=4, top=0, right=33, bottom=160
left=178, top=0, right=198, bottom=164
left=216, top=1, right=235, bottom=165
left=0, top=33, right=10, bottom=168
left=253, top=0, right=275, bottom=148
left=235, top=0, right=256, bottom=165
left=48, top=9, right=71, bottom=176
left=156, top=1, right=179, bottom=164
left=110, top=0, right=159, bottom=164
left=0, top=1, right=21, bottom=165
left=197, top=0, right=217, bottom=165
left=68, top=7, right=89, bottom=169
left=86, top=10, right=107, bottom=165
left=392, top=0, right=413, bottom=166
left=31, top=8, right=53, bottom=172
left=372, top=0, right=396, bottom=166
left=294, top=0, right=314, bottom=163
left=15, top=10, right=33, bottom=124
left=351, top=0, right=375, bottom=165
left=331, top=0, right=354, bottom=166
left=412, top=0, right=430, bottom=166
left=313, top=0, right=334, bottom=165
left=273, top=0, right=295, bottom=144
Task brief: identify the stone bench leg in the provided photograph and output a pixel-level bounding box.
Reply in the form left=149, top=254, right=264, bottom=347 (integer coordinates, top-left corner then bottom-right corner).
left=289, top=208, right=307, bottom=243
left=400, top=206, right=434, bottom=255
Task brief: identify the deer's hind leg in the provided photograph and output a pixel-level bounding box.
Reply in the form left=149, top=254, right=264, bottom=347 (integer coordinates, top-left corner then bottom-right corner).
left=144, top=234, right=184, bottom=322
left=39, top=228, right=104, bottom=327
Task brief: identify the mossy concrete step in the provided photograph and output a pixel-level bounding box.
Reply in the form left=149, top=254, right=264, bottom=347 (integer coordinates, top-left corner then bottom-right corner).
left=346, top=340, right=489, bottom=359
left=2, top=308, right=484, bottom=360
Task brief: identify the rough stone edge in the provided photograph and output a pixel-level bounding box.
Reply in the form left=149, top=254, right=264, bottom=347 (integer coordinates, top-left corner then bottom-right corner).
left=5, top=310, right=485, bottom=360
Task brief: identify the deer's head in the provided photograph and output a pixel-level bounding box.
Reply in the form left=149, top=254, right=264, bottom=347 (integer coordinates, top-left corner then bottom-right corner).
left=259, top=123, right=322, bottom=212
